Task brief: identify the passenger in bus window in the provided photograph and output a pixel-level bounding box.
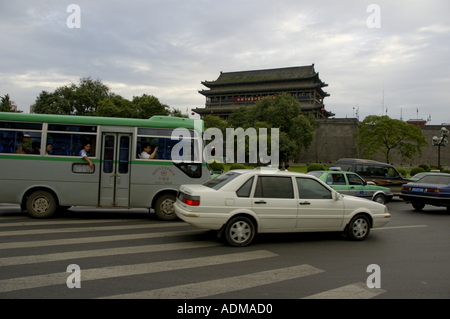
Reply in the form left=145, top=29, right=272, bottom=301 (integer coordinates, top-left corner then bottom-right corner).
left=16, top=143, right=26, bottom=154
left=140, top=142, right=158, bottom=159
left=79, top=142, right=94, bottom=169
left=46, top=143, right=52, bottom=155
left=30, top=142, right=41, bottom=154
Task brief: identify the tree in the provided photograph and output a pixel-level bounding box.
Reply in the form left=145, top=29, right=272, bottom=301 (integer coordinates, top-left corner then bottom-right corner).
left=130, top=94, right=170, bottom=118
left=34, top=77, right=112, bottom=115
left=356, top=115, right=428, bottom=163
left=248, top=93, right=316, bottom=163
left=0, top=94, right=22, bottom=112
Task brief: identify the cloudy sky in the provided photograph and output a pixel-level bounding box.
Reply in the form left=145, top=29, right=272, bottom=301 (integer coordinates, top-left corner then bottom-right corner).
left=1, top=0, right=449, bottom=124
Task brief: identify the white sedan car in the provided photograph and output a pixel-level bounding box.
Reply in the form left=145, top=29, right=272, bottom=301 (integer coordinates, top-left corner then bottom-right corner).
left=175, top=169, right=391, bottom=246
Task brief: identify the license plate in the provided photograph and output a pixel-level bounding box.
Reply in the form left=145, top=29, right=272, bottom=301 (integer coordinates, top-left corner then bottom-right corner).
left=412, top=188, right=424, bottom=192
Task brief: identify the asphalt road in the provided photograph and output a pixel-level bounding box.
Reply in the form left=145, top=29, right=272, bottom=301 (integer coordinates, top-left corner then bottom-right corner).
left=0, top=198, right=449, bottom=301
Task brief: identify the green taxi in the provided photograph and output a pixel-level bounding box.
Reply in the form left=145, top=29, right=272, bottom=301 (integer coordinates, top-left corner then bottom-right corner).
left=308, top=168, right=393, bottom=204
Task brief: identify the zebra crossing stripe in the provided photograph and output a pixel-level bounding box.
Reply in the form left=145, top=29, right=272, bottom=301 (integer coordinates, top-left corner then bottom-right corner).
left=0, top=229, right=202, bottom=250
left=102, top=264, right=325, bottom=299
left=0, top=218, right=162, bottom=227
left=302, top=282, right=386, bottom=299
left=0, top=222, right=191, bottom=237
left=0, top=241, right=222, bottom=266
left=0, top=250, right=278, bottom=294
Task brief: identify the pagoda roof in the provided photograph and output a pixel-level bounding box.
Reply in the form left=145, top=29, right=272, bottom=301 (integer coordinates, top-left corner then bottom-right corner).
left=201, top=65, right=327, bottom=88
left=198, top=82, right=329, bottom=97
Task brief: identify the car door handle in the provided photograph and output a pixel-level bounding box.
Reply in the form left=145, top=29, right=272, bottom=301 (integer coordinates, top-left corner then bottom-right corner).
left=299, top=201, right=311, bottom=205
left=254, top=201, right=266, bottom=204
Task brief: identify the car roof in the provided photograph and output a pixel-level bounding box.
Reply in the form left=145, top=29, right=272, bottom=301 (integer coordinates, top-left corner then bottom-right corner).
left=229, top=169, right=312, bottom=178
left=335, top=158, right=391, bottom=165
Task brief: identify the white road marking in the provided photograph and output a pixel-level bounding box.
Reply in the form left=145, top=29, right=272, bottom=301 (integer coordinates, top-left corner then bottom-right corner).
left=103, top=264, right=324, bottom=299
left=303, top=282, right=386, bottom=299
left=0, top=250, right=278, bottom=294
left=0, top=241, right=222, bottom=266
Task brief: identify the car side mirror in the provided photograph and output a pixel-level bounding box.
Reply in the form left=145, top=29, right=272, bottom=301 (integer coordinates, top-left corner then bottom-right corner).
left=332, top=191, right=341, bottom=201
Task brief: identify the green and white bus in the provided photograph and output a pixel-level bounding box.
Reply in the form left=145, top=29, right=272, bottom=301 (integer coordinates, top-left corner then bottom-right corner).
left=0, top=112, right=209, bottom=220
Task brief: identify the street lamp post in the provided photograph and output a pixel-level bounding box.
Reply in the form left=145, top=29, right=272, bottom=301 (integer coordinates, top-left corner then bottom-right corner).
left=432, top=127, right=449, bottom=169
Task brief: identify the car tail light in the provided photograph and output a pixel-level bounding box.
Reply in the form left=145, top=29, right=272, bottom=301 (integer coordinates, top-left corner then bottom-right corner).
left=401, top=186, right=411, bottom=191
left=181, top=194, right=200, bottom=206
left=426, top=188, right=440, bottom=193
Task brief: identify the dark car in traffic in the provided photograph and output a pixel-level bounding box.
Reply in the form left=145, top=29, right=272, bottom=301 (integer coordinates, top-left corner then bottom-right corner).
left=335, top=158, right=411, bottom=195
left=400, top=174, right=450, bottom=211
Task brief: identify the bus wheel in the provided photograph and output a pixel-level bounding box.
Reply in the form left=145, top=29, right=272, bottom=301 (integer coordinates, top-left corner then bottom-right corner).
left=26, top=191, right=57, bottom=219
left=154, top=194, right=177, bottom=221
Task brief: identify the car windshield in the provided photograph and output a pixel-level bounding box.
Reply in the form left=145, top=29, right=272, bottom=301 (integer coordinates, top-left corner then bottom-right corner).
left=203, top=171, right=242, bottom=190
left=308, top=172, right=323, bottom=178
left=418, top=175, right=450, bottom=185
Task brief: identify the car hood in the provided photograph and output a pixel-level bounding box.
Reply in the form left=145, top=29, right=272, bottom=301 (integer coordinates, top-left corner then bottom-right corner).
left=341, top=193, right=386, bottom=207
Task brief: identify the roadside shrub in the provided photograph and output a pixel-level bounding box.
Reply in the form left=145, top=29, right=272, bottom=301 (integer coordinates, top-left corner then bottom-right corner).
left=397, top=169, right=406, bottom=176
left=209, top=160, right=224, bottom=172
left=419, top=164, right=429, bottom=171
left=229, top=163, right=246, bottom=170
left=410, top=167, right=425, bottom=176
left=307, top=163, right=326, bottom=172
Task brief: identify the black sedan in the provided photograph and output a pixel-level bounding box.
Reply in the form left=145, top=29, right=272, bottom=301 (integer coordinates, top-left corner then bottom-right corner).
left=400, top=174, right=450, bottom=211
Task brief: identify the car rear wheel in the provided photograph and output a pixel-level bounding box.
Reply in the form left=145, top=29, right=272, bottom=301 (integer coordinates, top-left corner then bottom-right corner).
left=224, top=216, right=255, bottom=247
left=412, top=202, right=425, bottom=211
left=373, top=194, right=386, bottom=204
left=346, top=214, right=370, bottom=241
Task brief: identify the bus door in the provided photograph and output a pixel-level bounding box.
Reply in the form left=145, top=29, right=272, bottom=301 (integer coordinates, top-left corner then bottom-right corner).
left=99, top=133, right=132, bottom=207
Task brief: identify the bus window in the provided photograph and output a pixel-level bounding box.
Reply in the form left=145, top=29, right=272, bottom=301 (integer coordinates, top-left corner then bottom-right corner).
left=46, top=133, right=97, bottom=157
left=118, top=136, right=130, bottom=174
left=103, top=135, right=115, bottom=173
left=0, top=130, right=41, bottom=155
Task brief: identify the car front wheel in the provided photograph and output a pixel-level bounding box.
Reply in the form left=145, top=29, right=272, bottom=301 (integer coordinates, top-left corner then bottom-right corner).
left=224, top=216, right=256, bottom=247
left=346, top=214, right=370, bottom=241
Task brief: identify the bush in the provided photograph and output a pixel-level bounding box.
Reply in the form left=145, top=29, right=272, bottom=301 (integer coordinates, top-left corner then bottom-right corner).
left=229, top=163, right=246, bottom=170
left=209, top=160, right=224, bottom=172
left=410, top=167, right=425, bottom=176
left=397, top=169, right=406, bottom=176
left=419, top=164, right=429, bottom=171
left=307, top=163, right=326, bottom=172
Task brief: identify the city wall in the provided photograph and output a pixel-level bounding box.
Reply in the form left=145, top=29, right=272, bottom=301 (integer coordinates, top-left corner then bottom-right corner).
left=296, top=118, right=450, bottom=169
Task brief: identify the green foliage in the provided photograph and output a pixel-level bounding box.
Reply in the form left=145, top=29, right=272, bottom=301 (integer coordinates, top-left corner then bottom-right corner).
left=356, top=115, right=428, bottom=163
left=0, top=94, right=22, bottom=112
left=307, top=163, right=326, bottom=172
left=410, top=167, right=425, bottom=176
left=34, top=77, right=111, bottom=115
left=209, top=160, right=224, bottom=172
left=33, top=77, right=173, bottom=119
left=419, top=164, right=429, bottom=171
left=229, top=163, right=246, bottom=170
left=397, top=169, right=406, bottom=176
left=234, top=93, right=316, bottom=163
